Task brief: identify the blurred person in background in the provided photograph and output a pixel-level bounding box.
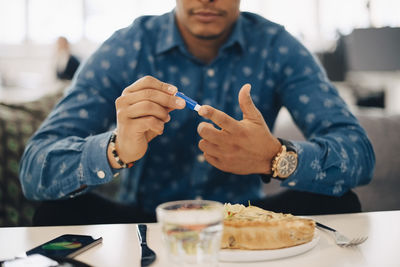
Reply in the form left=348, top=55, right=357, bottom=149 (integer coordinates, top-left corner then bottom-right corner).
left=55, top=36, right=80, bottom=80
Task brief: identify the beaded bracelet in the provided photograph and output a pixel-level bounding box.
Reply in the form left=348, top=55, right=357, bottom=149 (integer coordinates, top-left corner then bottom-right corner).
left=109, top=131, right=134, bottom=168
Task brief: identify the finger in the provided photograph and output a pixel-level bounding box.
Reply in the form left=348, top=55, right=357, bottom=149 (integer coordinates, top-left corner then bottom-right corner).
left=198, top=139, right=224, bottom=158
left=203, top=153, right=223, bottom=170
left=116, top=89, right=185, bottom=110
left=122, top=75, right=178, bottom=96
left=238, top=83, right=263, bottom=121
left=135, top=116, right=165, bottom=135
left=119, top=101, right=170, bottom=122
left=198, top=105, right=239, bottom=133
left=197, top=122, right=228, bottom=145
left=145, top=130, right=159, bottom=143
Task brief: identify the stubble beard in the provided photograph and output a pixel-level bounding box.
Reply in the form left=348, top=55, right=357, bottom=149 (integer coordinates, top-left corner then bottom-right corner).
left=191, top=31, right=225, bottom=40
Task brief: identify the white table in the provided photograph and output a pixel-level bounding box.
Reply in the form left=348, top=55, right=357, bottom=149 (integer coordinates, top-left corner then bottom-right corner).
left=1, top=211, right=399, bottom=267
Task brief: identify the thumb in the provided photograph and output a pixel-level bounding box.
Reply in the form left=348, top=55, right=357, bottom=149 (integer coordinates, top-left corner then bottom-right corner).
left=238, top=84, right=262, bottom=121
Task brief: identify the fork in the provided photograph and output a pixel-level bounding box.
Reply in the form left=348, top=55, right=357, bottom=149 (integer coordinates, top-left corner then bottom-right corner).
left=137, top=224, right=157, bottom=266
left=316, top=222, right=368, bottom=247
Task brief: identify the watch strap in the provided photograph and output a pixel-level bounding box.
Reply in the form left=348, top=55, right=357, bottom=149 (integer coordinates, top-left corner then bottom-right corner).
left=277, top=138, right=296, bottom=152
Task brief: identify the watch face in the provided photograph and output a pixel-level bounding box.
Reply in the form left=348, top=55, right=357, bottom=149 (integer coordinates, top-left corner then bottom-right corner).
left=276, top=152, right=298, bottom=178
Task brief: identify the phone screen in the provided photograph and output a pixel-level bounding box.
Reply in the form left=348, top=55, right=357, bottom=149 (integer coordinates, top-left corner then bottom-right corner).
left=26, top=234, right=102, bottom=259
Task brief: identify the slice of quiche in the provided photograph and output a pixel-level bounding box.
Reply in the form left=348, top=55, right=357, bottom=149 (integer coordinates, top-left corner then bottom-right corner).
left=221, top=203, right=315, bottom=250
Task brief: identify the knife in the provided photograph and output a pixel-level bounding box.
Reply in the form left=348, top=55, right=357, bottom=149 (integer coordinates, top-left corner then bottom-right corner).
left=137, top=224, right=157, bottom=267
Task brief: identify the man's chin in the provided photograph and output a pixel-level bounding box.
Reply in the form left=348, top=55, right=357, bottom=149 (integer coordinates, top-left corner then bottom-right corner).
left=192, top=32, right=224, bottom=40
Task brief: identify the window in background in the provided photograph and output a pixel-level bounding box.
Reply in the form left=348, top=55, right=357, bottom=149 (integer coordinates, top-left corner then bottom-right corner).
left=319, top=0, right=370, bottom=40
left=242, top=0, right=399, bottom=50
left=369, top=0, right=400, bottom=27
left=0, top=0, right=26, bottom=44
left=28, top=0, right=83, bottom=43
left=0, top=0, right=399, bottom=49
left=84, top=0, right=175, bottom=43
left=319, top=0, right=400, bottom=40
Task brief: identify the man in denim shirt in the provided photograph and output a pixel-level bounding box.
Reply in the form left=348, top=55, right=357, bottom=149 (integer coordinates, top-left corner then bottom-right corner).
left=20, top=0, right=374, bottom=225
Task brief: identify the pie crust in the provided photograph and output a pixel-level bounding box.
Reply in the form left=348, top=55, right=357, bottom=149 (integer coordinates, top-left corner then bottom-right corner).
left=221, top=204, right=315, bottom=250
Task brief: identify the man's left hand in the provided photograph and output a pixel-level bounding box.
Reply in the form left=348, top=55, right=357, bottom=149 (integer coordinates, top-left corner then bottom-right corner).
left=197, top=84, right=281, bottom=175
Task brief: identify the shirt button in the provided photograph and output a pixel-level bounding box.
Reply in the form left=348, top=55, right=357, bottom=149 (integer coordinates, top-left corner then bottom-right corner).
left=97, top=171, right=106, bottom=179
left=207, top=68, right=215, bottom=77
left=288, top=181, right=296, bottom=187
left=197, top=154, right=205, bottom=163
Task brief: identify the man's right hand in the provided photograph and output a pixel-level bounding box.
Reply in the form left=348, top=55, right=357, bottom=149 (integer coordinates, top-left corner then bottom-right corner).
left=107, top=76, right=186, bottom=168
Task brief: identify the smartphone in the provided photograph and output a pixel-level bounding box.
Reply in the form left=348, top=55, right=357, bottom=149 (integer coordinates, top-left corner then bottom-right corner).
left=26, top=234, right=103, bottom=259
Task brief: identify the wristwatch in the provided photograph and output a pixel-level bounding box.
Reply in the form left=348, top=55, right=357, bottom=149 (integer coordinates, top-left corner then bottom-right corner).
left=260, top=138, right=298, bottom=183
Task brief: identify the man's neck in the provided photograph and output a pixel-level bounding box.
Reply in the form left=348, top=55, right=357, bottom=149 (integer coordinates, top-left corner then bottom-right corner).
left=176, top=23, right=231, bottom=64
left=186, top=38, right=225, bottom=64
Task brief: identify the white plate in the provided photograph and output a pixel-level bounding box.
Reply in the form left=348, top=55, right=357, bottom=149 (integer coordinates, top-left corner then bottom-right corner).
left=219, top=230, right=320, bottom=262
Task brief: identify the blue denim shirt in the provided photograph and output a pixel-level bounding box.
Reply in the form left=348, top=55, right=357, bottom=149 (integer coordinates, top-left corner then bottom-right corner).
left=20, top=11, right=375, bottom=213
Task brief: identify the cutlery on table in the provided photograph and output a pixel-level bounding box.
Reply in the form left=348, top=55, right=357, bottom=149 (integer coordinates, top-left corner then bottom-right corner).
left=137, top=224, right=157, bottom=267
left=316, top=221, right=368, bottom=247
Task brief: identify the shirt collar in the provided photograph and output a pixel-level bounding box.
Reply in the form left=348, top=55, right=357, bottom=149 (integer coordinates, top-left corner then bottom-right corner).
left=156, top=11, right=185, bottom=55
left=221, top=14, right=246, bottom=52
left=156, top=11, right=246, bottom=55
